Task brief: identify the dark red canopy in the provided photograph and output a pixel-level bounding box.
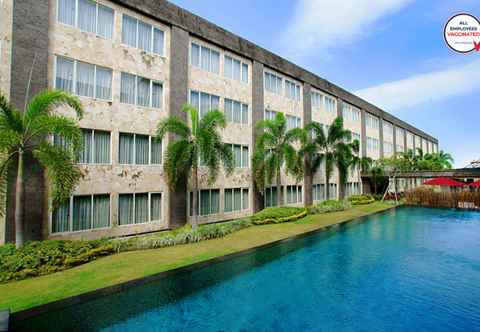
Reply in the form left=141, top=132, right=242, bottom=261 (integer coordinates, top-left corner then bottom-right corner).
left=423, top=177, right=465, bottom=187
left=469, top=181, right=480, bottom=187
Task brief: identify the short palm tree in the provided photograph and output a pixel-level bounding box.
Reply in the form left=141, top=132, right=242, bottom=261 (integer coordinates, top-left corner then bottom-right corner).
left=0, top=90, right=84, bottom=248
left=252, top=112, right=302, bottom=206
left=156, top=105, right=233, bottom=228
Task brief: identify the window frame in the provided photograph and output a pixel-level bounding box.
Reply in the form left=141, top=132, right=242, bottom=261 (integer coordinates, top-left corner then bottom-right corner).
left=56, top=0, right=115, bottom=40
left=190, top=41, right=220, bottom=75
left=120, top=72, right=164, bottom=109
left=118, top=192, right=163, bottom=226
left=118, top=132, right=163, bottom=166
left=264, top=71, right=283, bottom=95
left=224, top=187, right=249, bottom=213
left=77, top=129, right=112, bottom=165
left=224, top=54, right=249, bottom=83
left=50, top=193, right=111, bottom=235
left=120, top=13, right=166, bottom=57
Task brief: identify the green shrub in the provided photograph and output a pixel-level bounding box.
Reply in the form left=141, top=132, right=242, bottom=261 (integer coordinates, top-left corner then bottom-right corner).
left=372, top=194, right=383, bottom=201
left=307, top=200, right=351, bottom=214
left=250, top=207, right=307, bottom=225
left=348, top=194, right=375, bottom=205
left=111, top=218, right=253, bottom=252
left=0, top=240, right=114, bottom=283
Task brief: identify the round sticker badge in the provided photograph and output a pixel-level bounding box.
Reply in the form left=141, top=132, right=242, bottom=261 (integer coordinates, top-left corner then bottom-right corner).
left=444, top=13, right=480, bottom=53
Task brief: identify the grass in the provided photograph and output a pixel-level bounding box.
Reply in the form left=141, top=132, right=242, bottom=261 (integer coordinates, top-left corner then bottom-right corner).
left=0, top=202, right=393, bottom=313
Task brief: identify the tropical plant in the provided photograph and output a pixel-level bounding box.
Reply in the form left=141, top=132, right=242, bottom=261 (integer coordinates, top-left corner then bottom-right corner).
left=369, top=160, right=386, bottom=194
left=0, top=90, right=84, bottom=248
left=156, top=104, right=233, bottom=228
left=348, top=139, right=373, bottom=194
left=252, top=112, right=303, bottom=206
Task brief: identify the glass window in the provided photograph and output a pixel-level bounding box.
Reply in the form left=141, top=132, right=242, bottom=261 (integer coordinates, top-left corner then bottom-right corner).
left=52, top=201, right=70, bottom=233
left=76, top=61, right=95, bottom=97
left=97, top=4, right=114, bottom=39
left=119, top=133, right=135, bottom=164
left=242, top=63, right=248, bottom=83
left=153, top=28, right=164, bottom=55
left=138, top=21, right=152, bottom=52
left=150, top=139, right=162, bottom=165
left=120, top=72, right=136, bottom=104
left=150, top=193, right=162, bottom=221
left=55, top=56, right=74, bottom=93
left=122, top=15, right=137, bottom=47
left=191, top=43, right=200, bottom=67
left=58, top=0, right=76, bottom=26
left=95, top=66, right=112, bottom=100
left=78, top=0, right=97, bottom=33
left=72, top=195, right=92, bottom=231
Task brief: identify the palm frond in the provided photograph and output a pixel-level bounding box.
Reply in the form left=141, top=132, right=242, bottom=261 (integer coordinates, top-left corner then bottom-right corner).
left=25, top=90, right=83, bottom=125
left=156, top=116, right=190, bottom=141
left=0, top=93, right=23, bottom=134
left=163, top=139, right=194, bottom=190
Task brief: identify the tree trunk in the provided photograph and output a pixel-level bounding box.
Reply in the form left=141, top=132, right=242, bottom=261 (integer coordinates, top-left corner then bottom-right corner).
left=358, top=168, right=363, bottom=195
left=15, top=150, right=25, bottom=248
left=276, top=167, right=282, bottom=207
left=191, top=165, right=198, bottom=229
left=325, top=163, right=330, bottom=200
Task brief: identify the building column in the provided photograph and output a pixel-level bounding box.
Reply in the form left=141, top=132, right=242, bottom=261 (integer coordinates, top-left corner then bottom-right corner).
left=379, top=117, right=384, bottom=159
left=404, top=129, right=408, bottom=153
left=336, top=99, right=343, bottom=200
left=6, top=0, right=50, bottom=243
left=302, top=83, right=312, bottom=206
left=167, top=26, right=189, bottom=228
left=392, top=125, right=397, bottom=155
left=251, top=61, right=264, bottom=212
left=360, top=110, right=367, bottom=158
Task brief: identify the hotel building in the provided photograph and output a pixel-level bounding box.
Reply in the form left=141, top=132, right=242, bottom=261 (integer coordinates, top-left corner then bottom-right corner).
left=0, top=0, right=438, bottom=242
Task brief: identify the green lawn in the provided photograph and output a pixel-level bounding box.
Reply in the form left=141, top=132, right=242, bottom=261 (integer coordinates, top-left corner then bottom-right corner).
left=0, top=202, right=393, bottom=313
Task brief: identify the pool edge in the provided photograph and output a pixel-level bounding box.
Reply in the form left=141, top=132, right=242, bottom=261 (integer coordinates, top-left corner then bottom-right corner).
left=11, top=205, right=399, bottom=323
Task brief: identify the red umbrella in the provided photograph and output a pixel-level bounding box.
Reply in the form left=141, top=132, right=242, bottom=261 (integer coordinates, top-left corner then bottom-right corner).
left=469, top=181, right=480, bottom=187
left=423, top=177, right=465, bottom=186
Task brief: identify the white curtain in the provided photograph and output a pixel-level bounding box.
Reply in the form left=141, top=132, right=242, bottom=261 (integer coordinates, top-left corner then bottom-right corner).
left=138, top=21, right=152, bottom=52
left=135, top=135, right=149, bottom=165
left=241, top=104, right=248, bottom=124
left=200, top=190, right=210, bottom=215
left=97, top=4, right=114, bottom=39
left=242, top=189, right=249, bottom=210
left=153, top=28, right=164, bottom=55
left=93, top=195, right=110, bottom=228
left=242, top=146, right=249, bottom=168
left=224, top=189, right=233, bottom=212
left=233, top=188, right=241, bottom=211
left=232, top=101, right=240, bottom=123
left=224, top=99, right=232, bottom=122
left=58, top=0, right=75, bottom=26
left=79, top=129, right=92, bottom=163
left=95, top=66, right=112, bottom=100
left=200, top=93, right=210, bottom=117
left=242, top=63, right=248, bottom=83
left=200, top=46, right=210, bottom=71
left=73, top=196, right=91, bottom=231
left=190, top=91, right=199, bottom=110
left=234, top=145, right=242, bottom=168
left=137, top=77, right=150, bottom=107
left=56, top=56, right=74, bottom=92
left=94, top=131, right=110, bottom=164
left=233, top=59, right=241, bottom=81
left=211, top=50, right=220, bottom=74
left=135, top=193, right=149, bottom=223
left=151, top=82, right=163, bottom=109
left=118, top=194, right=133, bottom=225
left=122, top=15, right=137, bottom=47
left=224, top=56, right=233, bottom=79
left=119, top=133, right=134, bottom=164
left=120, top=73, right=136, bottom=104
left=211, top=190, right=220, bottom=214
left=76, top=61, right=95, bottom=97
left=150, top=139, right=162, bottom=164
left=191, top=43, right=200, bottom=67
left=52, top=202, right=70, bottom=233
left=211, top=95, right=219, bottom=111
left=78, top=0, right=96, bottom=33
left=150, top=193, right=162, bottom=221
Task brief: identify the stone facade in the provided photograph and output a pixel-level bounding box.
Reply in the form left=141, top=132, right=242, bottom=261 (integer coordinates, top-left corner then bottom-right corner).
left=4, top=0, right=439, bottom=242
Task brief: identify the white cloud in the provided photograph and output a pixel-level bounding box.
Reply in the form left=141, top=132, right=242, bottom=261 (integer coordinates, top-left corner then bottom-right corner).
left=354, top=59, right=480, bottom=111
left=283, top=0, right=413, bottom=56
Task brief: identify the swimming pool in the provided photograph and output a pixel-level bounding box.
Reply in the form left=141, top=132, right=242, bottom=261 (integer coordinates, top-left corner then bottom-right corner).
left=14, top=207, right=480, bottom=331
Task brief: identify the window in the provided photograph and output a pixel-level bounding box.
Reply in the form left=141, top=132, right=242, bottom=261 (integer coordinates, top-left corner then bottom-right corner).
left=396, top=144, right=404, bottom=153
left=190, top=42, right=220, bottom=74
left=328, top=183, right=337, bottom=200
left=311, top=91, right=322, bottom=108
left=264, top=109, right=279, bottom=121
left=324, top=95, right=336, bottom=113
left=57, top=0, right=114, bottom=39
left=73, top=129, right=111, bottom=164
left=383, top=122, right=394, bottom=136
left=189, top=90, right=220, bottom=117
left=118, top=192, right=162, bottom=225
left=55, top=56, right=112, bottom=100
left=52, top=194, right=110, bottom=233
left=312, top=91, right=336, bottom=112
left=367, top=137, right=379, bottom=152
left=224, top=55, right=248, bottom=83
left=265, top=186, right=283, bottom=207
left=120, top=72, right=163, bottom=108
left=345, top=182, right=360, bottom=197
left=384, top=142, right=394, bottom=156
left=122, top=14, right=165, bottom=55
left=342, top=104, right=360, bottom=122
left=286, top=185, right=302, bottom=204
left=224, top=188, right=249, bottom=212
left=230, top=144, right=249, bottom=168
left=406, top=132, right=414, bottom=147
left=225, top=98, right=248, bottom=124
left=285, top=80, right=301, bottom=101
left=264, top=71, right=283, bottom=94
left=119, top=133, right=162, bottom=165
left=189, top=189, right=220, bottom=216
left=286, top=115, right=301, bottom=130
left=312, top=184, right=325, bottom=202
left=366, top=114, right=380, bottom=130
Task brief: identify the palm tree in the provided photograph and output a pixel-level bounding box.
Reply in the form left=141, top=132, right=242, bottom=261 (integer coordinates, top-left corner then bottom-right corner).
left=0, top=90, right=84, bottom=248
left=348, top=139, right=373, bottom=195
left=156, top=104, right=233, bottom=228
left=252, top=112, right=302, bottom=207
left=437, top=150, right=454, bottom=169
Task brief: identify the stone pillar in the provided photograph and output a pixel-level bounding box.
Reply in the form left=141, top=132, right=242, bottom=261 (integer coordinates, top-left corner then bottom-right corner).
left=6, top=0, right=50, bottom=243
left=404, top=129, right=408, bottom=153
left=167, top=26, right=189, bottom=228
left=251, top=61, right=264, bottom=212
left=302, top=83, right=312, bottom=206
left=392, top=125, right=397, bottom=155
left=379, top=117, right=384, bottom=159
left=336, top=99, right=343, bottom=200
left=360, top=110, right=367, bottom=158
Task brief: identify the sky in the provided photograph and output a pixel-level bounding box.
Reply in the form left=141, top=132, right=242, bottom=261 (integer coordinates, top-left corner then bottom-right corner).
left=170, top=0, right=480, bottom=168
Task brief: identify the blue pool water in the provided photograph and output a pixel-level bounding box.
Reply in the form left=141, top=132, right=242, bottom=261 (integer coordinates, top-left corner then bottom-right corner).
left=16, top=207, right=480, bottom=331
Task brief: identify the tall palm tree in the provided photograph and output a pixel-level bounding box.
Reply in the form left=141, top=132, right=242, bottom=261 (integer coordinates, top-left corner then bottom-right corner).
left=156, top=104, right=233, bottom=228
left=252, top=112, right=302, bottom=207
left=348, top=139, right=373, bottom=195
left=0, top=90, right=84, bottom=248
left=437, top=150, right=454, bottom=169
